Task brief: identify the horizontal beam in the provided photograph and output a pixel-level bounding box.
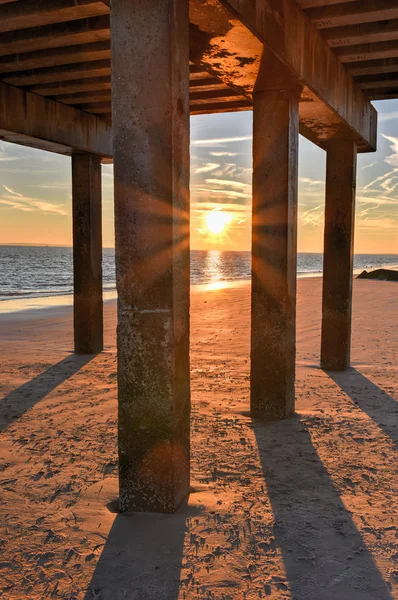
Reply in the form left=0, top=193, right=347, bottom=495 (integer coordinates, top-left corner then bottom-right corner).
left=0, top=81, right=112, bottom=157
left=324, top=19, right=398, bottom=48
left=366, top=91, right=398, bottom=100
left=29, top=75, right=111, bottom=95
left=191, top=0, right=377, bottom=151
left=297, top=0, right=357, bottom=8
left=359, top=78, right=398, bottom=90
left=0, top=15, right=109, bottom=56
left=348, top=57, right=398, bottom=76
left=0, top=0, right=109, bottom=33
left=307, top=0, right=398, bottom=29
left=3, top=59, right=111, bottom=85
left=190, top=100, right=251, bottom=114
left=0, top=41, right=111, bottom=73
left=57, top=90, right=112, bottom=104
left=336, top=40, right=398, bottom=64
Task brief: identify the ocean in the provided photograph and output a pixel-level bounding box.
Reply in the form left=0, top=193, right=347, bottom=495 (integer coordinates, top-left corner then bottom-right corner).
left=0, top=246, right=397, bottom=308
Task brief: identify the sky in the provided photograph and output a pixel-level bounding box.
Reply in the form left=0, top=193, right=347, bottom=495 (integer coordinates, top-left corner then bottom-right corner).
left=0, top=99, right=397, bottom=254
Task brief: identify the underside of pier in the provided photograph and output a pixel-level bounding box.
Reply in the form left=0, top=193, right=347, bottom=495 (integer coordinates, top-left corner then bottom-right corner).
left=1, top=0, right=397, bottom=512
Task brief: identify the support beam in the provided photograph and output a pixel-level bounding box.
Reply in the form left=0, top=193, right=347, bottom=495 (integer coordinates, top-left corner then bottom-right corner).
left=2, top=59, right=111, bottom=86
left=337, top=40, right=398, bottom=64
left=0, top=0, right=109, bottom=33
left=0, top=81, right=112, bottom=157
left=0, top=40, right=110, bottom=73
left=321, top=139, right=357, bottom=371
left=0, top=15, right=109, bottom=56
left=324, top=20, right=398, bottom=48
left=72, top=153, right=103, bottom=355
left=307, top=0, right=398, bottom=29
left=250, top=87, right=299, bottom=419
left=111, top=0, right=191, bottom=513
left=349, top=57, right=398, bottom=77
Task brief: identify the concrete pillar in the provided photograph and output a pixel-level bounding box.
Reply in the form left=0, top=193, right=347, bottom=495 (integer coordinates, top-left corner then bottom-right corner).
left=111, top=0, right=190, bottom=513
left=321, top=139, right=357, bottom=370
left=250, top=89, right=299, bottom=419
left=72, top=153, right=103, bottom=355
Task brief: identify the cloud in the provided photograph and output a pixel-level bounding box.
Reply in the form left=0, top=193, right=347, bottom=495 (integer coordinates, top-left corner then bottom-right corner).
left=299, top=177, right=324, bottom=186
left=361, top=161, right=377, bottom=171
left=0, top=186, right=68, bottom=216
left=205, top=178, right=250, bottom=190
left=3, top=185, right=23, bottom=197
left=381, top=134, right=398, bottom=168
left=194, top=162, right=220, bottom=175
left=191, top=135, right=252, bottom=147
left=210, top=151, right=240, bottom=157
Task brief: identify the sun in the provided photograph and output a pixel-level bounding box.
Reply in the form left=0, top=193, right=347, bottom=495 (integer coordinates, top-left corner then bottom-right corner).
left=205, top=210, right=232, bottom=235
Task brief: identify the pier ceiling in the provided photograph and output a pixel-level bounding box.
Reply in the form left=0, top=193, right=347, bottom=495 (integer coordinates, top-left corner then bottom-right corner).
left=1, top=0, right=397, bottom=154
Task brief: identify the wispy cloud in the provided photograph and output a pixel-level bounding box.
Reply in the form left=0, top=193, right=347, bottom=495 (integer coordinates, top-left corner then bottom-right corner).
left=361, top=161, right=377, bottom=171
left=205, top=178, right=250, bottom=190
left=210, top=151, right=240, bottom=157
left=191, top=135, right=252, bottom=147
left=194, top=162, right=220, bottom=175
left=3, top=185, right=23, bottom=197
left=0, top=186, right=68, bottom=216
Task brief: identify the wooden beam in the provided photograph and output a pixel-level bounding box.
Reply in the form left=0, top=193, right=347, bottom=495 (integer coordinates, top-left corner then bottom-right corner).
left=78, top=100, right=110, bottom=113
left=297, top=0, right=357, bottom=8
left=359, top=78, right=398, bottom=90
left=0, top=81, right=112, bottom=157
left=190, top=100, right=251, bottom=114
left=189, top=88, right=240, bottom=101
left=0, top=41, right=110, bottom=73
left=29, top=76, right=111, bottom=95
left=308, top=0, right=398, bottom=29
left=192, top=0, right=377, bottom=151
left=57, top=90, right=111, bottom=104
left=348, top=57, right=398, bottom=76
left=336, top=40, right=398, bottom=64
left=3, top=59, right=111, bottom=85
left=0, top=15, right=109, bottom=56
left=324, top=19, right=398, bottom=48
left=366, top=91, right=398, bottom=100
left=0, top=0, right=109, bottom=33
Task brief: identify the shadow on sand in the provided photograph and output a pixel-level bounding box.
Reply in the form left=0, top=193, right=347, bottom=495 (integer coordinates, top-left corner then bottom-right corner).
left=327, top=367, right=398, bottom=448
left=252, top=414, right=393, bottom=600
left=84, top=502, right=198, bottom=600
left=0, top=353, right=95, bottom=432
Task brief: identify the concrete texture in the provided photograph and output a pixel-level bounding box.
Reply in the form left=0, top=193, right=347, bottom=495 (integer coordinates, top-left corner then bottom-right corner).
left=250, top=88, right=299, bottom=419
left=321, top=139, right=357, bottom=371
left=72, top=153, right=103, bottom=355
left=111, top=0, right=191, bottom=512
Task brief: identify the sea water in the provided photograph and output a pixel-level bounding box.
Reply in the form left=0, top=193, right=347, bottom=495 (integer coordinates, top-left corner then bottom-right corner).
left=0, top=245, right=397, bottom=308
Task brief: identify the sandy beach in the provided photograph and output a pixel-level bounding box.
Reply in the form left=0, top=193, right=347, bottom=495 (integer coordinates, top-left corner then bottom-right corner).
left=0, top=278, right=397, bottom=599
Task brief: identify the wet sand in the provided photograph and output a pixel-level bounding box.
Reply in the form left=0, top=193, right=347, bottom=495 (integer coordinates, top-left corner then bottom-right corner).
left=0, top=278, right=397, bottom=599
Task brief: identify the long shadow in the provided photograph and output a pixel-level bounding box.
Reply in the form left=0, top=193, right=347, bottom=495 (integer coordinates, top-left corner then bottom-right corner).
left=327, top=368, right=398, bottom=448
left=84, top=502, right=198, bottom=600
left=0, top=354, right=95, bottom=432
left=252, top=415, right=393, bottom=600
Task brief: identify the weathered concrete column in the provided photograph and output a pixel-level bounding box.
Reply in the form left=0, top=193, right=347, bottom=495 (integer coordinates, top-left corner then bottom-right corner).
left=321, top=139, right=357, bottom=371
left=111, top=0, right=190, bottom=513
left=72, top=153, right=103, bottom=355
left=250, top=88, right=300, bottom=419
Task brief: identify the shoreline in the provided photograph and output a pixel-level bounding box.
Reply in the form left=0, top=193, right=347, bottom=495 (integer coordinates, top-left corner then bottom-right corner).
left=2, top=264, right=398, bottom=316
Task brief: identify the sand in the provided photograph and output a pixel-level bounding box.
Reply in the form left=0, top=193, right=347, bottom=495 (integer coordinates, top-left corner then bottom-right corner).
left=0, top=278, right=397, bottom=600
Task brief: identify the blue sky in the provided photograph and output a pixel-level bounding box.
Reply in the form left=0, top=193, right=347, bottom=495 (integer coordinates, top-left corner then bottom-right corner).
left=0, top=99, right=397, bottom=253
